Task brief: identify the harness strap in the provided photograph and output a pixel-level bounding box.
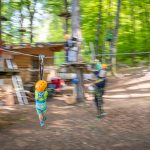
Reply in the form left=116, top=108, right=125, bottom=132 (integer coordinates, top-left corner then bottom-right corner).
left=36, top=100, right=46, bottom=103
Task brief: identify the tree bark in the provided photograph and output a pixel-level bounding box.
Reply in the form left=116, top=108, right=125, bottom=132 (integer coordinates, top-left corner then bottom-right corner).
left=95, top=0, right=102, bottom=56
left=19, top=3, right=24, bottom=43
left=26, top=0, right=37, bottom=43
left=71, top=0, right=84, bottom=102
left=110, top=0, right=121, bottom=75
left=0, top=0, right=2, bottom=42
left=64, top=0, right=69, bottom=34
left=130, top=1, right=136, bottom=65
left=71, top=0, right=82, bottom=40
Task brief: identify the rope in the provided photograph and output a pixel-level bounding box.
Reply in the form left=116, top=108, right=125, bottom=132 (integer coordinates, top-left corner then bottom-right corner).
left=1, top=48, right=150, bottom=59
left=2, top=48, right=38, bottom=57
left=39, top=55, right=45, bottom=80
left=97, top=52, right=150, bottom=56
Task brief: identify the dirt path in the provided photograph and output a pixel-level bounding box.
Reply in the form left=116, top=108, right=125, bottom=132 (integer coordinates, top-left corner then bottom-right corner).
left=0, top=70, right=150, bottom=150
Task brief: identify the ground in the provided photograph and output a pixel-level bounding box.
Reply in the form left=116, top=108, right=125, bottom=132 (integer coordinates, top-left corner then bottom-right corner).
left=0, top=68, right=150, bottom=150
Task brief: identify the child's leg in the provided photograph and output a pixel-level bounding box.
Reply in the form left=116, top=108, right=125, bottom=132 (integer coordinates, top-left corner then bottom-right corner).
left=95, top=88, right=100, bottom=117
left=100, top=88, right=106, bottom=114
left=38, top=114, right=44, bottom=122
left=97, top=97, right=102, bottom=117
left=96, top=88, right=103, bottom=117
left=94, top=95, right=98, bottom=108
left=43, top=112, right=47, bottom=121
left=38, top=113, right=45, bottom=126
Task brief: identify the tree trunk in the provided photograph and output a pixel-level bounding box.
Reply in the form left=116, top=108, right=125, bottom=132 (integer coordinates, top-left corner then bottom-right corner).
left=30, top=16, right=33, bottom=43
left=95, top=0, right=102, bottom=56
left=64, top=0, right=69, bottom=34
left=27, top=0, right=37, bottom=43
left=71, top=0, right=82, bottom=40
left=143, top=3, right=149, bottom=51
left=110, top=0, right=121, bottom=75
left=108, top=0, right=112, bottom=65
left=0, top=0, right=2, bottom=42
left=19, top=6, right=24, bottom=43
left=71, top=0, right=84, bottom=102
left=130, top=1, right=136, bottom=65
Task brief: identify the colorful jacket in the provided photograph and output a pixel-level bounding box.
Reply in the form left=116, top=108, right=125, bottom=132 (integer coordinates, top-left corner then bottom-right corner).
left=35, top=90, right=48, bottom=101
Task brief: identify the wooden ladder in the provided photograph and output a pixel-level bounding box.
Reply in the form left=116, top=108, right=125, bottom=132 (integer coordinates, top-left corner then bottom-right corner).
left=6, top=59, right=28, bottom=105
left=12, top=75, right=28, bottom=105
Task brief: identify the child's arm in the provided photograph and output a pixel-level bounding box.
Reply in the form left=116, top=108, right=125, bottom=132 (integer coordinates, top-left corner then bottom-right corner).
left=44, top=90, right=49, bottom=99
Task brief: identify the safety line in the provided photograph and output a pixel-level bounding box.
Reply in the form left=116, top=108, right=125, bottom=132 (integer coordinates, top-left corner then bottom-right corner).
left=1, top=48, right=150, bottom=59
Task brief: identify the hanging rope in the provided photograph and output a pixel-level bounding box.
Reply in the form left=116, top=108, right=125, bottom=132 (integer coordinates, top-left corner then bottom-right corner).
left=39, top=54, right=45, bottom=80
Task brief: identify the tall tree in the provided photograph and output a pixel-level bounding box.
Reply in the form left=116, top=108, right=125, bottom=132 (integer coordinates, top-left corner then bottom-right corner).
left=18, top=1, right=26, bottom=43
left=64, top=0, right=69, bottom=34
left=72, top=0, right=82, bottom=40
left=26, top=0, right=38, bottom=43
left=130, top=0, right=136, bottom=65
left=71, top=0, right=84, bottom=102
left=110, top=0, right=121, bottom=75
left=0, top=0, right=2, bottom=42
left=95, top=0, right=102, bottom=57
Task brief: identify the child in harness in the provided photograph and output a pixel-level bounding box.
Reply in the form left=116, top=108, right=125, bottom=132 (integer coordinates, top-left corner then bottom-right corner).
left=94, top=64, right=107, bottom=118
left=35, top=80, right=48, bottom=126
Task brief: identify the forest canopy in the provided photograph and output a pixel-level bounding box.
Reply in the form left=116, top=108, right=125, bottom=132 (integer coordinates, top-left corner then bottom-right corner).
left=1, top=0, right=150, bottom=65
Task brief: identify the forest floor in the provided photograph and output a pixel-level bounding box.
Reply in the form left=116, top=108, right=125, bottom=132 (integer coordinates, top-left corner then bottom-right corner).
left=0, top=67, right=150, bottom=150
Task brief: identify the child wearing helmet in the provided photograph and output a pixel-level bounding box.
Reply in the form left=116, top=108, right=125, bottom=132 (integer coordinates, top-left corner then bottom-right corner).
left=93, top=63, right=108, bottom=118
left=35, top=80, right=48, bottom=126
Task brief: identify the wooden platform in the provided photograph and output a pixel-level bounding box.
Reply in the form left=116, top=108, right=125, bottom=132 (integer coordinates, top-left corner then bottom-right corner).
left=60, top=62, right=95, bottom=73
left=61, top=62, right=87, bottom=68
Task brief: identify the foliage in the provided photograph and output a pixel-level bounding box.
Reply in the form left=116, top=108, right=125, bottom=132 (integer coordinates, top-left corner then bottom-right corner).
left=1, top=0, right=149, bottom=65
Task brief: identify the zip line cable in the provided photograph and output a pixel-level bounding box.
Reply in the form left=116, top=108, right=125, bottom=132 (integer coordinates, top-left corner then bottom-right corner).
left=2, top=48, right=38, bottom=57
left=2, top=48, right=150, bottom=59
left=96, top=52, right=150, bottom=56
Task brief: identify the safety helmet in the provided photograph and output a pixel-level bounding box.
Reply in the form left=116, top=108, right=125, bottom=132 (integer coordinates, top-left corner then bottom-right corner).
left=64, top=34, right=71, bottom=40
left=102, top=64, right=108, bottom=69
left=35, top=80, right=47, bottom=92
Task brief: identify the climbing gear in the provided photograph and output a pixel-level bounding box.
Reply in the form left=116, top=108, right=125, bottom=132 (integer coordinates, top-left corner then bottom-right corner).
left=101, top=64, right=108, bottom=69
left=39, top=54, right=45, bottom=80
left=38, top=92, right=45, bottom=98
left=35, top=90, right=48, bottom=100
left=35, top=80, right=47, bottom=92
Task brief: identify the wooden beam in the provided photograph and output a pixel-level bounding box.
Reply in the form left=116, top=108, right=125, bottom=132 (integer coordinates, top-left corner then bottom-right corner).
left=0, top=69, right=19, bottom=76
